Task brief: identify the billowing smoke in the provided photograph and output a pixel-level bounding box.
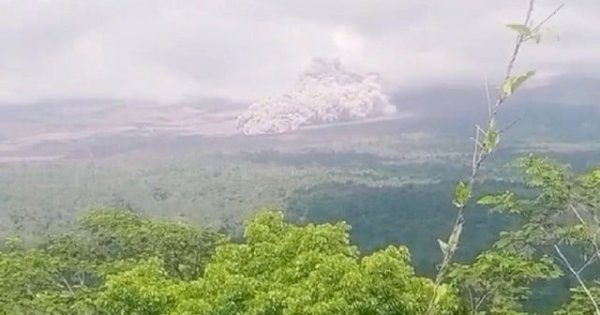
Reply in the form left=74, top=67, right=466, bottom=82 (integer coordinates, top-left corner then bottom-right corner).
left=236, top=59, right=396, bottom=135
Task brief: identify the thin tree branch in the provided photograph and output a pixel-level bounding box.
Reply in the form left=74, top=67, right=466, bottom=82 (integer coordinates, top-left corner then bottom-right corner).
left=475, top=292, right=490, bottom=312
left=467, top=287, right=475, bottom=312
left=492, top=0, right=535, bottom=117
left=554, top=244, right=600, bottom=315
left=472, top=128, right=480, bottom=171
left=569, top=203, right=600, bottom=262
left=61, top=276, right=75, bottom=295
left=425, top=1, right=558, bottom=314
left=568, top=203, right=600, bottom=258
left=485, top=76, right=493, bottom=117
left=577, top=254, right=597, bottom=275
left=531, top=4, right=565, bottom=33
left=499, top=117, right=523, bottom=134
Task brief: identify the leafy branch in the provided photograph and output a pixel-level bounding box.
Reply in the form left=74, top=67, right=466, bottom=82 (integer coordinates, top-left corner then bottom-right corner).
left=426, top=1, right=564, bottom=313
left=480, top=156, right=600, bottom=314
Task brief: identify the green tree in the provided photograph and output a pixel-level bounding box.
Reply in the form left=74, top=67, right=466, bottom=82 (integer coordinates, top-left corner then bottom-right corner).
left=448, top=251, right=560, bottom=314
left=96, top=258, right=183, bottom=315
left=479, top=156, right=600, bottom=314
left=98, top=210, right=464, bottom=315
left=43, top=208, right=223, bottom=280
left=0, top=239, right=96, bottom=314
left=0, top=208, right=223, bottom=315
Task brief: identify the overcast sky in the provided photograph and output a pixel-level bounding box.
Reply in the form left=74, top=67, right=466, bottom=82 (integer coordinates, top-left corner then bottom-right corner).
left=0, top=0, right=598, bottom=104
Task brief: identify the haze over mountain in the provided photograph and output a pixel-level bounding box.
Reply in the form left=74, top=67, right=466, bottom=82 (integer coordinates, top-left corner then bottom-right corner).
left=1, top=0, right=599, bottom=160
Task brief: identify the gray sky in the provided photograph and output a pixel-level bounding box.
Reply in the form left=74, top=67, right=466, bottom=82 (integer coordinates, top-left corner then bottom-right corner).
left=0, top=0, right=598, bottom=104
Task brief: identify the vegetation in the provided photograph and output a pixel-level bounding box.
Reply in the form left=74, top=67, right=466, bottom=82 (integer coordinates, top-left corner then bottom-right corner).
left=427, top=1, right=565, bottom=313
left=481, top=155, right=600, bottom=314
left=1, top=161, right=599, bottom=315
left=0, top=209, right=460, bottom=315
left=3, top=1, right=600, bottom=314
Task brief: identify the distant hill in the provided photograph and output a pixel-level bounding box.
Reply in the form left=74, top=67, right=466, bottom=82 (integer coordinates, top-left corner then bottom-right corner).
left=1, top=75, right=598, bottom=162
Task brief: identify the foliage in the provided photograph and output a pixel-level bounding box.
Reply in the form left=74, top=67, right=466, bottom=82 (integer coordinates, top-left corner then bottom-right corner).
left=163, top=211, right=461, bottom=315
left=97, top=258, right=183, bottom=315
left=449, top=252, right=561, bottom=314
left=0, top=242, right=100, bottom=314
left=70, top=208, right=223, bottom=280
left=479, top=156, right=600, bottom=314
left=555, top=284, right=600, bottom=315
left=1, top=155, right=600, bottom=315
left=0, top=1, right=596, bottom=314
left=427, top=1, right=567, bottom=313
left=0, top=209, right=222, bottom=315
left=426, top=0, right=560, bottom=313
left=0, top=209, right=468, bottom=315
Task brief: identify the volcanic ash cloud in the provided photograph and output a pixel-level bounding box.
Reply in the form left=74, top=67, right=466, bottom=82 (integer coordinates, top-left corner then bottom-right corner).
left=236, top=59, right=396, bottom=135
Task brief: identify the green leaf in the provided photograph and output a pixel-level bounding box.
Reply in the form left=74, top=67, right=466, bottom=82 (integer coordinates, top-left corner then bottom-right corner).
left=477, top=195, right=498, bottom=205
left=482, top=119, right=501, bottom=154
left=502, top=70, right=536, bottom=97
left=507, top=24, right=543, bottom=43
left=437, top=239, right=449, bottom=256
left=506, top=24, right=532, bottom=37
left=452, top=181, right=471, bottom=208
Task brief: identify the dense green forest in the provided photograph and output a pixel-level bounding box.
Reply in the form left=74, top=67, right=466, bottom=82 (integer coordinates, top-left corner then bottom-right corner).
left=1, top=132, right=599, bottom=314
left=1, top=155, right=599, bottom=314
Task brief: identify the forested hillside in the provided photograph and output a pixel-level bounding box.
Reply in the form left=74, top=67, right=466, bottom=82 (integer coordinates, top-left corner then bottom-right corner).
left=1, top=154, right=599, bottom=314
